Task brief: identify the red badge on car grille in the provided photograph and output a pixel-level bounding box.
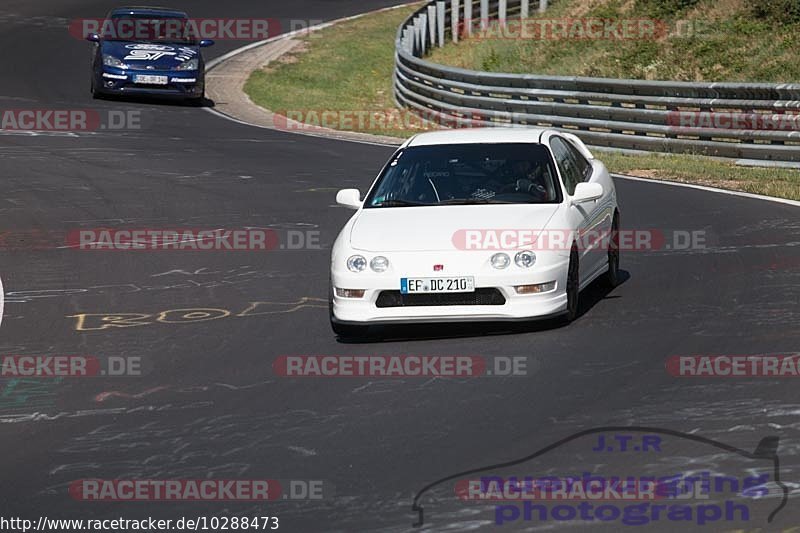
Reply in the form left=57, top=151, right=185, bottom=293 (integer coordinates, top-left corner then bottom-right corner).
left=433, top=264, right=444, bottom=271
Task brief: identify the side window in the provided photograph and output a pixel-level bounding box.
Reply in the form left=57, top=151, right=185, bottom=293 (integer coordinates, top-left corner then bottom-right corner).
left=550, top=137, right=582, bottom=195
left=564, top=139, right=593, bottom=181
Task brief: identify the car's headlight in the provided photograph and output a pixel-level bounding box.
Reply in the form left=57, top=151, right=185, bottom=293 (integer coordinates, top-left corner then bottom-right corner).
left=103, top=55, right=127, bottom=69
left=370, top=256, right=389, bottom=272
left=490, top=253, right=510, bottom=269
left=176, top=58, right=199, bottom=71
left=347, top=255, right=367, bottom=272
left=515, top=250, right=536, bottom=268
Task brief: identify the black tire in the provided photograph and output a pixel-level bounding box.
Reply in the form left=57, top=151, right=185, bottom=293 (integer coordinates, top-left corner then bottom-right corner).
left=603, top=212, right=620, bottom=288
left=563, top=245, right=580, bottom=323
left=188, top=87, right=205, bottom=107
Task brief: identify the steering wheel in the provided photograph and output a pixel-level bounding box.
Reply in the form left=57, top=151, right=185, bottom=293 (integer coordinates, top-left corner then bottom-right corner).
left=516, top=178, right=548, bottom=199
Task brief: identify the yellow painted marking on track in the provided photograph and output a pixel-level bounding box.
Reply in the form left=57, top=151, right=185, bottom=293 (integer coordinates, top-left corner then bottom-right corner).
left=69, top=298, right=328, bottom=331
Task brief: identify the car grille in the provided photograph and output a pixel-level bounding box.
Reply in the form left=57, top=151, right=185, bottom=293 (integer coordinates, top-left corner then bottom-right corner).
left=375, top=289, right=506, bottom=308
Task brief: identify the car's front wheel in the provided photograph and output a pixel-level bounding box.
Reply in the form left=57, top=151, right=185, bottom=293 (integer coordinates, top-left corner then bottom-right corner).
left=90, top=77, right=100, bottom=99
left=563, top=245, right=580, bottom=323
left=602, top=212, right=620, bottom=288
left=188, top=87, right=205, bottom=107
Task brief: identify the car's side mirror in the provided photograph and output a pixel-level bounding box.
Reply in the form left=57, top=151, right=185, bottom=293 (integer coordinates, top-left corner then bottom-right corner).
left=336, top=189, right=362, bottom=210
left=86, top=33, right=101, bottom=42
left=571, top=182, right=603, bottom=205
left=199, top=39, right=215, bottom=48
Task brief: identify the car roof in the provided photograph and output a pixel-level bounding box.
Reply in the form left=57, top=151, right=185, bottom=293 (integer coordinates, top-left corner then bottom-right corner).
left=404, top=127, right=548, bottom=147
left=108, top=6, right=188, bottom=18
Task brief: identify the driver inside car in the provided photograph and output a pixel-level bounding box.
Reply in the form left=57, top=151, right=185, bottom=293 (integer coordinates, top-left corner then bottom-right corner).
left=486, top=159, right=552, bottom=200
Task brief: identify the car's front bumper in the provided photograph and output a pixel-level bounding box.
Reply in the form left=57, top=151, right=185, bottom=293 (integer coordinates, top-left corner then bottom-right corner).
left=330, top=251, right=570, bottom=325
left=97, top=67, right=203, bottom=98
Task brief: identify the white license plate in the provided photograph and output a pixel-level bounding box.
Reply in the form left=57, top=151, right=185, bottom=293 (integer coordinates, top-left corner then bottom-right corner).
left=401, top=276, right=475, bottom=294
left=133, top=75, right=168, bottom=85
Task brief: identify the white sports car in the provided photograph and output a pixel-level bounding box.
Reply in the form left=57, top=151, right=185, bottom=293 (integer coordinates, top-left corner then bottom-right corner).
left=329, top=128, right=619, bottom=337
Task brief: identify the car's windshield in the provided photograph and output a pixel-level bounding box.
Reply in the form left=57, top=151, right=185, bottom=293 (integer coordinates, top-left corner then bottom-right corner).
left=364, top=143, right=561, bottom=208
left=107, top=15, right=196, bottom=44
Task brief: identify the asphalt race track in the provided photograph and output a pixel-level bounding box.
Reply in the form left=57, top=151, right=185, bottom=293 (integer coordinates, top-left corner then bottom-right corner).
left=0, top=1, right=799, bottom=531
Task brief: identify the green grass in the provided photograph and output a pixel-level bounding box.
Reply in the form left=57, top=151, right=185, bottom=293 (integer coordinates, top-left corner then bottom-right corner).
left=243, top=0, right=800, bottom=201
left=600, top=152, right=800, bottom=201
left=427, top=0, right=800, bottom=82
left=245, top=4, right=422, bottom=138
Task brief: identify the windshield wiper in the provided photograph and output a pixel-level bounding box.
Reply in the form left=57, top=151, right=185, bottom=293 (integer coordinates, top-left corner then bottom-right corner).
left=371, top=199, right=428, bottom=207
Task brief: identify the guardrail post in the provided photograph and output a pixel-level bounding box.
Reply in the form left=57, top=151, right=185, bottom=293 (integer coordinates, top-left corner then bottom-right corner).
left=420, top=13, right=428, bottom=55
left=412, top=18, right=421, bottom=56
left=539, top=0, right=548, bottom=13
left=480, top=0, right=488, bottom=30
left=451, top=0, right=460, bottom=43
left=464, top=0, right=473, bottom=37
left=521, top=0, right=529, bottom=18
left=499, top=0, right=507, bottom=28
left=437, top=1, right=445, bottom=47
left=427, top=4, right=437, bottom=46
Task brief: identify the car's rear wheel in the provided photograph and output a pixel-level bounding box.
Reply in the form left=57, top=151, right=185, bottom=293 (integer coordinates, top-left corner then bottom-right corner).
left=603, top=212, right=620, bottom=288
left=563, top=245, right=580, bottom=323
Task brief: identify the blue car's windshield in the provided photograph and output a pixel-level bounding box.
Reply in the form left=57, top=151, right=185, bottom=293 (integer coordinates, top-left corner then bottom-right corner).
left=106, top=15, right=196, bottom=44
left=364, top=143, right=562, bottom=208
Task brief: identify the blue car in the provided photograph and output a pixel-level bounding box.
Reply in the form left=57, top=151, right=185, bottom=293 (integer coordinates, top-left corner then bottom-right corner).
left=87, top=7, right=214, bottom=104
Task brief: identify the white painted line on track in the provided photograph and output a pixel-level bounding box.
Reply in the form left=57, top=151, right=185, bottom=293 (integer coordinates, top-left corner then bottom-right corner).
left=612, top=174, right=800, bottom=208
left=202, top=4, right=414, bottom=148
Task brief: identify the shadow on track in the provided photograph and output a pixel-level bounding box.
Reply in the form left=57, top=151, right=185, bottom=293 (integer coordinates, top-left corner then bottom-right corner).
left=336, top=270, right=631, bottom=344
left=93, top=93, right=215, bottom=108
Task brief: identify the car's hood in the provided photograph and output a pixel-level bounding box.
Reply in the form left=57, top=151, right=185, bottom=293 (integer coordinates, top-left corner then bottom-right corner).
left=102, top=41, right=199, bottom=70
left=349, top=204, right=561, bottom=252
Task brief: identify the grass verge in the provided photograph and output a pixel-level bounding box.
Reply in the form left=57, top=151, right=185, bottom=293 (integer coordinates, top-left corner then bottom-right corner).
left=427, top=0, right=800, bottom=82
left=244, top=4, right=421, bottom=138
left=600, top=152, right=800, bottom=200
left=243, top=2, right=800, bottom=202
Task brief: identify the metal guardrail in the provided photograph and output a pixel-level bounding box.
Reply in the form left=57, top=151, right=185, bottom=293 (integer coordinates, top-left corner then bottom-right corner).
left=394, top=0, right=800, bottom=161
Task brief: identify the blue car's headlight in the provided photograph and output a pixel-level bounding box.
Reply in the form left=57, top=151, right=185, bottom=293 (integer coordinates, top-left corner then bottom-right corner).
left=176, top=58, right=199, bottom=71
left=102, top=55, right=127, bottom=69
